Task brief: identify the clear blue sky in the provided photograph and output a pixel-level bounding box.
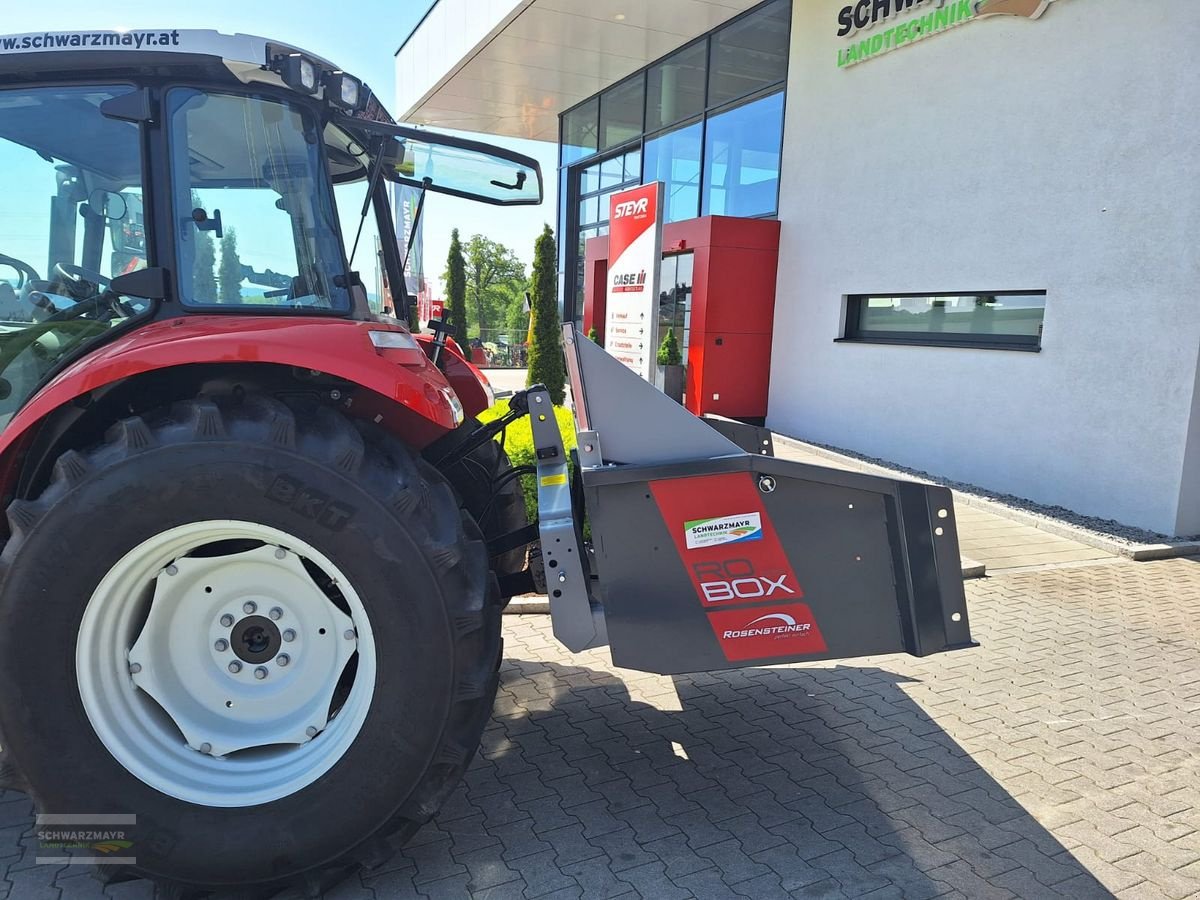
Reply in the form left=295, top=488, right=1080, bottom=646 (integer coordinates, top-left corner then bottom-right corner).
left=1, top=2, right=560, bottom=292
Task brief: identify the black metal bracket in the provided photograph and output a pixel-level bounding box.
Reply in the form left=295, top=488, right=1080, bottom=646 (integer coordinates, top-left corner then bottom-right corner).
left=429, top=386, right=538, bottom=468
left=488, top=522, right=540, bottom=559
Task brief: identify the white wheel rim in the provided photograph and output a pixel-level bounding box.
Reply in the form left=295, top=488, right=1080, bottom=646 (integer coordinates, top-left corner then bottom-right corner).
left=76, top=520, right=377, bottom=807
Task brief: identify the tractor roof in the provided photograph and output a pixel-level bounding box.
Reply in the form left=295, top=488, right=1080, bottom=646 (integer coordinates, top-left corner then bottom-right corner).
left=0, top=29, right=371, bottom=109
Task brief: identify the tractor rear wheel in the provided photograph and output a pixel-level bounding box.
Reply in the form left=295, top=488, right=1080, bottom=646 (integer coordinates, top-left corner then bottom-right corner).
left=433, top=420, right=530, bottom=595
left=0, top=396, right=501, bottom=893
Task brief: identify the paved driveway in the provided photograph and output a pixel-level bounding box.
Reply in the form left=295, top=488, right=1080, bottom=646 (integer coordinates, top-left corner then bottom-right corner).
left=3, top=558, right=1199, bottom=898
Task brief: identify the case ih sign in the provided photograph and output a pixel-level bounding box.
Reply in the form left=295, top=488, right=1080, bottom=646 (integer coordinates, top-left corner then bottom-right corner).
left=604, top=182, right=663, bottom=381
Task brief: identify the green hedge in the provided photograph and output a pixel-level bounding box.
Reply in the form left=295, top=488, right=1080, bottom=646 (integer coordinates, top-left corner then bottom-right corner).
left=479, top=399, right=577, bottom=521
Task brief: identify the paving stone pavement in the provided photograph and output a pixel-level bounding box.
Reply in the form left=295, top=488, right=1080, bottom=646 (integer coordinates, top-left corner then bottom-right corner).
left=3, top=558, right=1199, bottom=898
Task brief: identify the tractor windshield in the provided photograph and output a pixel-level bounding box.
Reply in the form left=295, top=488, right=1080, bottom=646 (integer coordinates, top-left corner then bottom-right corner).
left=167, top=89, right=349, bottom=310
left=0, top=85, right=153, bottom=429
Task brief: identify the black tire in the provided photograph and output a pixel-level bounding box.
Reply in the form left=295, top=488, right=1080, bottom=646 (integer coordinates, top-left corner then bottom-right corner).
left=0, top=395, right=501, bottom=894
left=434, top=419, right=529, bottom=584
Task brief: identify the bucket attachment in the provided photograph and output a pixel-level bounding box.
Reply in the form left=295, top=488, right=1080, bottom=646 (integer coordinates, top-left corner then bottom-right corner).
left=523, top=326, right=974, bottom=676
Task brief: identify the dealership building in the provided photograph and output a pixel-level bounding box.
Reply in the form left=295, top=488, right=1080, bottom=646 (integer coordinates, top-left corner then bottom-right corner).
left=396, top=0, right=1200, bottom=538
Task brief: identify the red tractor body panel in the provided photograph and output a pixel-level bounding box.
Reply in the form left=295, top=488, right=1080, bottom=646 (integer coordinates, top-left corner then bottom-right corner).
left=0, top=316, right=462, bottom=463
left=415, top=333, right=494, bottom=418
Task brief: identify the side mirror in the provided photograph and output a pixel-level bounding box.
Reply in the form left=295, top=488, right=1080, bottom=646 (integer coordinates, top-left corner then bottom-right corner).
left=110, top=267, right=170, bottom=301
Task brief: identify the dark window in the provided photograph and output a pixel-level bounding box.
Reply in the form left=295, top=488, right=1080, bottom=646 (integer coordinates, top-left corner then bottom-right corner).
left=708, top=0, right=790, bottom=107
left=643, top=121, right=702, bottom=224
left=844, top=293, right=1047, bottom=350
left=647, top=42, right=707, bottom=132
left=600, top=75, right=644, bottom=151
left=702, top=91, right=784, bottom=217
left=561, top=97, right=599, bottom=165
left=658, top=252, right=695, bottom=366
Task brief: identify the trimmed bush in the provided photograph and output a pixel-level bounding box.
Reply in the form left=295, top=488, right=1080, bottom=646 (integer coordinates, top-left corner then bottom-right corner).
left=479, top=399, right=577, bottom=521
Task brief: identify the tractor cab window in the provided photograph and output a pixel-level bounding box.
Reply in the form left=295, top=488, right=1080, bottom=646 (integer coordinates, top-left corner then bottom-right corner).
left=167, top=90, right=349, bottom=311
left=0, top=85, right=152, bottom=429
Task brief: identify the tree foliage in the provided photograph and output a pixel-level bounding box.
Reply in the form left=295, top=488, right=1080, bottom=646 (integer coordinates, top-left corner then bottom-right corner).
left=194, top=233, right=217, bottom=303
left=444, top=228, right=468, bottom=337
left=657, top=328, right=681, bottom=366
left=189, top=190, right=217, bottom=303
left=464, top=235, right=525, bottom=338
left=526, top=224, right=565, bottom=405
left=218, top=229, right=242, bottom=305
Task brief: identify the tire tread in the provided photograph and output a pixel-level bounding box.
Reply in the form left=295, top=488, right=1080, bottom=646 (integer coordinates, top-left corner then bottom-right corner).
left=0, top=395, right=502, bottom=896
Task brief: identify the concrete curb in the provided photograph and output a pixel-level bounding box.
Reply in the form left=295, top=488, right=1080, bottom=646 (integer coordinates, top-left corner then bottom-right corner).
left=961, top=558, right=986, bottom=580
left=503, top=597, right=550, bottom=614
left=773, top=435, right=1200, bottom=563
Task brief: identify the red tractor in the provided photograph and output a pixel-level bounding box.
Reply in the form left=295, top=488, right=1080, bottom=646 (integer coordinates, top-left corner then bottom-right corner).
left=0, top=30, right=973, bottom=895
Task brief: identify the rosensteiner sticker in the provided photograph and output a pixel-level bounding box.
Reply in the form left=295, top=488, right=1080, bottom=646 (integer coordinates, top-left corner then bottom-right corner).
left=684, top=512, right=763, bottom=550
left=705, top=603, right=827, bottom=662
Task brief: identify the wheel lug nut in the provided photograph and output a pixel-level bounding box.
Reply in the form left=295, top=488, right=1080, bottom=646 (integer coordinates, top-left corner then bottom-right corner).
left=228, top=661, right=242, bottom=674
left=306, top=726, right=318, bottom=738
left=243, top=601, right=257, bottom=614
left=282, top=629, right=296, bottom=642
left=269, top=607, right=283, bottom=621
left=128, top=662, right=142, bottom=675
left=220, top=614, right=234, bottom=628
left=344, top=629, right=355, bottom=640
left=214, top=639, right=229, bottom=652
left=254, top=666, right=269, bottom=680
left=276, top=654, right=290, bottom=667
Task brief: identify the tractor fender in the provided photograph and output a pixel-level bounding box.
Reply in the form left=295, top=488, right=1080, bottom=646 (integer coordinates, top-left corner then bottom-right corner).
left=0, top=316, right=462, bottom=470
left=414, top=333, right=494, bottom=417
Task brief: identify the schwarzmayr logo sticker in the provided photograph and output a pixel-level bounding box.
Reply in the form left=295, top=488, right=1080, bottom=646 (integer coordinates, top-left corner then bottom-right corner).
left=684, top=513, right=763, bottom=550
left=836, top=0, right=1061, bottom=68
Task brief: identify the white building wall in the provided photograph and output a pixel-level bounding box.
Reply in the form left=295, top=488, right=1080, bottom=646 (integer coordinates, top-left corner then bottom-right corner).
left=770, top=0, right=1200, bottom=535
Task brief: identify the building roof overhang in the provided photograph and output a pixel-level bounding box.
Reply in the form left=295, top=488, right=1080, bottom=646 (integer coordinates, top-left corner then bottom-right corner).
left=394, top=0, right=764, bottom=142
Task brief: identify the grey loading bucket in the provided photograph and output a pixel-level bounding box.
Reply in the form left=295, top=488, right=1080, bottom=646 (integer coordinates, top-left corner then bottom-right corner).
left=536, top=326, right=974, bottom=676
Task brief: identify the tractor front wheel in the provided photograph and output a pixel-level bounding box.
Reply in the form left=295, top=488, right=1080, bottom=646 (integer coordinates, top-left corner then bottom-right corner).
left=0, top=396, right=500, bottom=892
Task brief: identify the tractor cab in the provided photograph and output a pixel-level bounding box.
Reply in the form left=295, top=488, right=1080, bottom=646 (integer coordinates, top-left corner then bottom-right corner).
left=0, top=31, right=540, bottom=428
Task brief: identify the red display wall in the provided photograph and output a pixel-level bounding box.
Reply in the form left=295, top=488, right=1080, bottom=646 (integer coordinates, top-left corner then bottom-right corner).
left=583, top=215, right=781, bottom=421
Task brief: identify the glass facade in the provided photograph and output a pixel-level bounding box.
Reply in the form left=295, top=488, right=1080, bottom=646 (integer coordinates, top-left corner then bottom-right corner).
left=643, top=123, right=702, bottom=225
left=570, top=147, right=641, bottom=313
left=558, top=0, right=790, bottom=322
left=702, top=91, right=785, bottom=217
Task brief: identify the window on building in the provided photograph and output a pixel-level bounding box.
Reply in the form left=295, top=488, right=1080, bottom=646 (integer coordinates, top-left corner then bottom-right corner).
left=643, top=122, right=702, bottom=223
left=600, top=75, right=644, bottom=151
left=658, top=252, right=695, bottom=366
left=843, top=293, right=1047, bottom=350
left=647, top=42, right=707, bottom=133
left=708, top=0, right=790, bottom=107
left=569, top=147, right=641, bottom=311
left=702, top=91, right=784, bottom=217
left=561, top=97, right=599, bottom=165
